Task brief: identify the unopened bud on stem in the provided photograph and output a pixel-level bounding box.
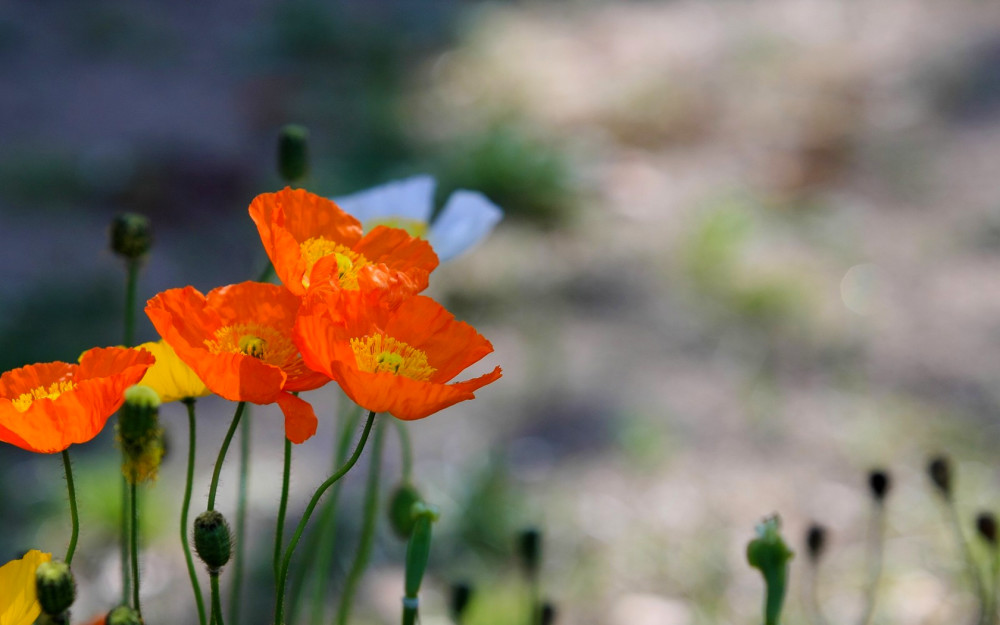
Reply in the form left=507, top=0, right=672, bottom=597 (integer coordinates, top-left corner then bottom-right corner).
left=35, top=560, right=76, bottom=616
left=194, top=510, right=232, bottom=574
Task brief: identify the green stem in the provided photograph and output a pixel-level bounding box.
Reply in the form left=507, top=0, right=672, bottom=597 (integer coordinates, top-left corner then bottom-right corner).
left=61, top=450, right=79, bottom=565
left=120, top=473, right=131, bottom=604
left=210, top=573, right=225, bottom=625
left=208, top=402, right=247, bottom=511
left=120, top=258, right=140, bottom=604
left=336, top=420, right=386, bottom=625
left=402, top=603, right=418, bottom=625
left=275, top=411, right=377, bottom=625
left=274, top=436, right=293, bottom=583
left=228, top=409, right=251, bottom=625
left=257, top=262, right=275, bottom=283
left=124, top=259, right=139, bottom=347
left=946, top=498, right=987, bottom=619
left=393, top=419, right=413, bottom=482
left=131, top=481, right=142, bottom=616
left=296, top=403, right=362, bottom=625
left=858, top=502, right=885, bottom=625
left=763, top=567, right=788, bottom=625
left=182, top=400, right=208, bottom=625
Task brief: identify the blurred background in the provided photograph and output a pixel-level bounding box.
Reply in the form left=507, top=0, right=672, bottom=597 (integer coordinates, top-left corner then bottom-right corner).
left=4, top=0, right=1000, bottom=623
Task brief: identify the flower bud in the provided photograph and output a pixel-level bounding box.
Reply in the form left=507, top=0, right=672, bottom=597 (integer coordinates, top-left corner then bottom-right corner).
left=117, top=385, right=164, bottom=484
left=35, top=560, right=76, bottom=616
left=449, top=581, right=473, bottom=623
left=805, top=523, right=827, bottom=563
left=868, top=469, right=891, bottom=502
left=110, top=213, right=152, bottom=260
left=105, top=605, right=142, bottom=625
left=278, top=124, right=309, bottom=183
left=388, top=482, right=423, bottom=539
left=405, top=502, right=440, bottom=598
left=928, top=455, right=952, bottom=498
left=540, top=601, right=557, bottom=625
left=747, top=515, right=794, bottom=625
left=517, top=527, right=542, bottom=578
left=978, top=511, right=998, bottom=546
left=194, top=510, right=232, bottom=573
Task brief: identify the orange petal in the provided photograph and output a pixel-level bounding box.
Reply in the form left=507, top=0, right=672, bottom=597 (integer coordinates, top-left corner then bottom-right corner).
left=276, top=392, right=318, bottom=444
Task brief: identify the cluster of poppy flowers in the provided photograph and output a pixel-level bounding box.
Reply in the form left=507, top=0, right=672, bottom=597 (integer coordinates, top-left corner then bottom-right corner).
left=0, top=185, right=501, bottom=453
left=0, top=180, right=502, bottom=623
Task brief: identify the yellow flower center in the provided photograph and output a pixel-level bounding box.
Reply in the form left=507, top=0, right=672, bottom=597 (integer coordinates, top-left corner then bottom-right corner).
left=350, top=334, right=436, bottom=381
left=364, top=217, right=428, bottom=238
left=299, top=237, right=370, bottom=289
left=206, top=323, right=297, bottom=368
left=12, top=380, right=77, bottom=412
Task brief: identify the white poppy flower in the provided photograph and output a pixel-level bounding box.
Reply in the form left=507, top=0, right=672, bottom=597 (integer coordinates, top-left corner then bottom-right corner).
left=334, top=175, right=503, bottom=262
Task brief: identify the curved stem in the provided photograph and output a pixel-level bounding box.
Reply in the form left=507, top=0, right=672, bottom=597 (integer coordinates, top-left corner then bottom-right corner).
left=228, top=409, right=251, bottom=625
left=208, top=402, right=247, bottom=511
left=274, top=410, right=377, bottom=625
left=61, top=450, right=79, bottom=565
left=131, top=481, right=142, bottom=616
left=181, top=400, right=208, bottom=625
left=296, top=403, right=361, bottom=625
left=336, top=420, right=386, bottom=625
left=393, top=419, right=413, bottom=482
left=274, top=437, right=292, bottom=582
left=210, top=573, right=225, bottom=625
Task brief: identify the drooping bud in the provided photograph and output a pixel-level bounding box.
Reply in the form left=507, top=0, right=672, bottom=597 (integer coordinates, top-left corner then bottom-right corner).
left=110, top=213, right=152, bottom=260
left=977, top=512, right=998, bottom=546
left=105, top=605, right=142, bottom=625
left=747, top=515, right=794, bottom=625
left=449, top=581, right=473, bottom=623
left=868, top=469, right=891, bottom=503
left=117, top=384, right=164, bottom=484
left=517, top=527, right=543, bottom=579
left=388, top=482, right=423, bottom=539
left=278, top=124, right=310, bottom=184
left=35, top=560, right=76, bottom=616
left=928, top=455, right=952, bottom=498
left=194, top=510, right=232, bottom=573
left=805, top=523, right=827, bottom=563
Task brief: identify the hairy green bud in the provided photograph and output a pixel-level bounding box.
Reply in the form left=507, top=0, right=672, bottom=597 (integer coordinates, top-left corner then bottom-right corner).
left=110, top=213, right=152, bottom=260
left=194, top=510, right=232, bottom=573
left=35, top=560, right=76, bottom=616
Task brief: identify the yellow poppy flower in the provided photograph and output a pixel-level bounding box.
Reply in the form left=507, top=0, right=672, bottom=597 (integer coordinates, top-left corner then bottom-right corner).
left=137, top=340, right=210, bottom=403
left=0, top=549, right=51, bottom=625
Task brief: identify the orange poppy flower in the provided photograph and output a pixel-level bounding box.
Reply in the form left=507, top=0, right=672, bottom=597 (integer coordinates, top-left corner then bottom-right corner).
left=249, top=187, right=439, bottom=296
left=0, top=347, right=154, bottom=453
left=294, top=286, right=501, bottom=420
left=145, top=281, right=330, bottom=443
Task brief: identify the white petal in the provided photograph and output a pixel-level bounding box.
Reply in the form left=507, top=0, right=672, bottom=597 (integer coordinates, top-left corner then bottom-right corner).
left=333, top=175, right=436, bottom=226
left=428, top=190, right=504, bottom=262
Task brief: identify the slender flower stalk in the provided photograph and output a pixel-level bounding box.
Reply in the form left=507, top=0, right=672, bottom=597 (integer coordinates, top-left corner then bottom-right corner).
left=210, top=575, right=224, bottom=625
left=336, top=420, right=386, bottom=625
left=130, top=482, right=141, bottom=617
left=208, top=402, right=247, bottom=511
left=274, top=411, right=377, bottom=625
left=181, top=400, right=208, bottom=625
left=229, top=411, right=252, bottom=625
left=292, top=402, right=361, bottom=625
left=61, top=451, right=79, bottom=565
left=120, top=257, right=141, bottom=606
left=274, top=436, right=293, bottom=582
left=747, top=516, right=794, bottom=625
left=858, top=470, right=890, bottom=625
